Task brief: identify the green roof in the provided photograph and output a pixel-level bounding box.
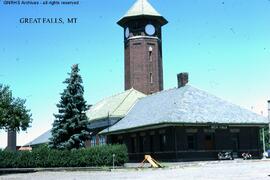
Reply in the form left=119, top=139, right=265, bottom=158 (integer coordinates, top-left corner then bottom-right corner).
left=118, top=0, right=168, bottom=27
left=86, top=88, right=146, bottom=121
left=123, top=0, right=161, bottom=17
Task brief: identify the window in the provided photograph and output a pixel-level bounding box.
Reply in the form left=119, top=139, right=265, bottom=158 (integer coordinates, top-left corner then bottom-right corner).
left=150, top=135, right=154, bottom=152
left=187, top=134, right=197, bottom=150
left=117, top=136, right=123, bottom=144
left=99, top=135, right=106, bottom=145
left=159, top=134, right=167, bottom=151
left=133, top=42, right=141, bottom=46
left=131, top=137, right=137, bottom=153
left=90, top=136, right=96, bottom=147
left=148, top=46, right=153, bottom=62
left=150, top=73, right=153, bottom=83
left=139, top=136, right=147, bottom=152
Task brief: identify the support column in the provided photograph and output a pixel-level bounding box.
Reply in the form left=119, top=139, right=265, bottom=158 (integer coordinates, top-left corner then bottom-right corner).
left=174, top=126, right=178, bottom=160
left=262, top=128, right=266, bottom=153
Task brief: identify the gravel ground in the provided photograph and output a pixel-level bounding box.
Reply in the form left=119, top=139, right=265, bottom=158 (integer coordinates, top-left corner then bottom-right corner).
left=1, top=160, right=270, bottom=180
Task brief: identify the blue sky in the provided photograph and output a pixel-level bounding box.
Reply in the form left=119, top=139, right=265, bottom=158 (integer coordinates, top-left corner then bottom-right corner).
left=0, top=0, right=270, bottom=148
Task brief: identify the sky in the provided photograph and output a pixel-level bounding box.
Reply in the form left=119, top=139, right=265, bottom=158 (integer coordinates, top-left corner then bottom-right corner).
left=0, top=0, right=270, bottom=148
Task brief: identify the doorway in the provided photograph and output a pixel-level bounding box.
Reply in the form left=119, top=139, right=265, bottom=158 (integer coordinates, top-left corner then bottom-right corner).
left=204, top=133, right=215, bottom=150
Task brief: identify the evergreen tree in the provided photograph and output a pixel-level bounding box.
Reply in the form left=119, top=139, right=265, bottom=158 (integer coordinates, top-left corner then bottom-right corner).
left=49, top=64, right=90, bottom=150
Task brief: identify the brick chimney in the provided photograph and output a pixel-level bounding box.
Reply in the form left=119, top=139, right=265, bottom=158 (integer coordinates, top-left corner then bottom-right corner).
left=177, top=72, right=189, bottom=88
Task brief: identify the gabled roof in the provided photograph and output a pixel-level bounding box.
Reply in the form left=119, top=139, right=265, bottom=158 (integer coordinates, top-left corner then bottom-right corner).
left=86, top=88, right=146, bottom=121
left=118, top=0, right=168, bottom=27
left=104, top=85, right=268, bottom=134
left=24, top=130, right=51, bottom=146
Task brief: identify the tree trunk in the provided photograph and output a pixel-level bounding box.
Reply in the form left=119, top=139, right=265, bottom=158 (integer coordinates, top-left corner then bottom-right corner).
left=6, top=130, right=17, bottom=151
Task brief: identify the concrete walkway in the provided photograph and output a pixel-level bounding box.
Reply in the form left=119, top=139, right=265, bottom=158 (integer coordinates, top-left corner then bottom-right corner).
left=1, top=159, right=270, bottom=180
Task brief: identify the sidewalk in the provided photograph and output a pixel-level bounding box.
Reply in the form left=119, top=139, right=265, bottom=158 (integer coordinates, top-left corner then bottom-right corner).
left=124, top=158, right=270, bottom=168
left=0, top=167, right=111, bottom=175
left=1, top=158, right=269, bottom=175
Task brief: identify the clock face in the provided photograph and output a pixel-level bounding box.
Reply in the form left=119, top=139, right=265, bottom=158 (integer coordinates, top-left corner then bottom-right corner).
left=145, top=24, right=155, bottom=36
left=125, top=27, right=130, bottom=38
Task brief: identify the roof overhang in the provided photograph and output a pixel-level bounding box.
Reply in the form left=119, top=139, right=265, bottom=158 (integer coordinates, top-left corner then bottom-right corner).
left=102, top=122, right=268, bottom=135
left=117, top=15, right=168, bottom=27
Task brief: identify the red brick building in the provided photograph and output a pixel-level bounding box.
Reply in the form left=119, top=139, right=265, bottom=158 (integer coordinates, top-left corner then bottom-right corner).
left=118, top=0, right=168, bottom=95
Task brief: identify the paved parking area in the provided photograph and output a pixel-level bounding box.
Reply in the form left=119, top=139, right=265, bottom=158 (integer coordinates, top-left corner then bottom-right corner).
left=1, top=160, right=270, bottom=180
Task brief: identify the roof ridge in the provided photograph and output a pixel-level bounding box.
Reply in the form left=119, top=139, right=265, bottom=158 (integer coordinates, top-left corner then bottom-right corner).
left=141, top=86, right=180, bottom=98
left=110, top=88, right=135, bottom=115
left=124, top=0, right=161, bottom=17
left=88, top=89, right=134, bottom=110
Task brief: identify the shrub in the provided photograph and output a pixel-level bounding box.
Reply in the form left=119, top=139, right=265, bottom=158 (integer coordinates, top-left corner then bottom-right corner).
left=0, top=144, right=128, bottom=168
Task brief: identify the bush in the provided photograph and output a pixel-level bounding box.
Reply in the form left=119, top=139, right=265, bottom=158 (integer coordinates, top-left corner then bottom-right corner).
left=0, top=144, right=128, bottom=168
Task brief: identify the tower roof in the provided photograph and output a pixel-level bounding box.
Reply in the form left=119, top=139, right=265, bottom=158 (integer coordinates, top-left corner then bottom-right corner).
left=118, top=0, right=168, bottom=27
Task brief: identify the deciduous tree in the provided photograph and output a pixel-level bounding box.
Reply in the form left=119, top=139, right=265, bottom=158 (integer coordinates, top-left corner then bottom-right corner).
left=0, top=84, right=32, bottom=131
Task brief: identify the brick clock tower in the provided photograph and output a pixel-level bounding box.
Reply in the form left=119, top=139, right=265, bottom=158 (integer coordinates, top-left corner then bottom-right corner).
left=118, top=0, right=168, bottom=95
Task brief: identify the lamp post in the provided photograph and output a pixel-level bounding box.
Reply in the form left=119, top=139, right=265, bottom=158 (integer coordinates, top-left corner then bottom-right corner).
left=112, top=154, right=115, bottom=169
left=262, top=128, right=266, bottom=156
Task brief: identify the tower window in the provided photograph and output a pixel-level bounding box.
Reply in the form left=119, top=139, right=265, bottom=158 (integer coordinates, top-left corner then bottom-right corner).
left=150, top=73, right=153, bottom=83
left=148, top=46, right=153, bottom=62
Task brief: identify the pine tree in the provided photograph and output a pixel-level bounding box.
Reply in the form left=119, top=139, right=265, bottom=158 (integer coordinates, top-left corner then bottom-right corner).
left=49, top=64, right=90, bottom=150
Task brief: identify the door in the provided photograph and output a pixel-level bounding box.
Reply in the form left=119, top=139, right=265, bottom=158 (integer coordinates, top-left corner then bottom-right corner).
left=232, top=133, right=239, bottom=152
left=205, top=133, right=215, bottom=150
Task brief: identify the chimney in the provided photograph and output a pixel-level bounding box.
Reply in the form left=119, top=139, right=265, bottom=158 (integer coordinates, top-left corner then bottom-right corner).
left=6, top=130, right=17, bottom=151
left=177, top=72, right=189, bottom=88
